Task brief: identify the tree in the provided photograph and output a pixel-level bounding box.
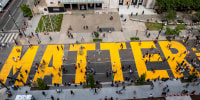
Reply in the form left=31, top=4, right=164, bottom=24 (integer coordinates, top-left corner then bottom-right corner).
left=166, top=9, right=177, bottom=21
left=138, top=73, right=146, bottom=84
left=194, top=11, right=200, bottom=21
left=93, top=31, right=99, bottom=38
left=37, top=78, right=47, bottom=90
left=188, top=73, right=197, bottom=82
left=88, top=74, right=95, bottom=87
left=20, top=4, right=32, bottom=17
left=165, top=26, right=180, bottom=35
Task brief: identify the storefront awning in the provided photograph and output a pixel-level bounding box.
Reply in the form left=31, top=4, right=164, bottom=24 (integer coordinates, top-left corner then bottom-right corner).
left=60, top=0, right=104, bottom=3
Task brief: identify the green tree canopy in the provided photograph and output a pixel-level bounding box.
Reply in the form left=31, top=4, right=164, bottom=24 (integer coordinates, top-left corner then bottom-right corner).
left=138, top=73, right=146, bottom=84
left=156, top=0, right=200, bottom=11
left=88, top=74, right=95, bottom=87
left=166, top=9, right=177, bottom=21
left=194, top=11, right=200, bottom=21
left=37, top=78, right=47, bottom=90
left=20, top=4, right=32, bottom=17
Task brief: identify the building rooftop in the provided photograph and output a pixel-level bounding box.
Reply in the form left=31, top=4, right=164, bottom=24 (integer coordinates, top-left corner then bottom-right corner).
left=60, top=0, right=104, bottom=3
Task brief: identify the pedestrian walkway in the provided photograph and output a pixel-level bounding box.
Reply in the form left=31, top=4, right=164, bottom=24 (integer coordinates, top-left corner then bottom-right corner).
left=0, top=33, right=18, bottom=43
left=119, top=5, right=156, bottom=15
left=2, top=79, right=200, bottom=100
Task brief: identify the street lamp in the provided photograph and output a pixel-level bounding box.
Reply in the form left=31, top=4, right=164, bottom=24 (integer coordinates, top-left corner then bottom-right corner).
left=3, top=10, right=26, bottom=37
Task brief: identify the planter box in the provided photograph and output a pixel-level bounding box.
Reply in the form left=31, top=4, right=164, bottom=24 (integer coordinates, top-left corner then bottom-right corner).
left=93, top=39, right=102, bottom=42
left=130, top=37, right=139, bottom=41
left=30, top=86, right=50, bottom=90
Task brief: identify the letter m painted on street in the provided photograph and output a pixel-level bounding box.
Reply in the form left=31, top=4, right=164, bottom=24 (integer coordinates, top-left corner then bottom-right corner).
left=0, top=46, right=38, bottom=86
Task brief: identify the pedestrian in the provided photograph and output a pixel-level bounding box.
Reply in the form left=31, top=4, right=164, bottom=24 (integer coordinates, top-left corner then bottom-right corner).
left=78, top=63, right=80, bottom=68
left=110, top=97, right=113, bottom=100
left=37, top=40, right=40, bottom=44
left=120, top=43, right=123, bottom=49
left=42, top=91, right=46, bottom=96
left=94, top=88, right=98, bottom=95
left=147, top=33, right=151, bottom=38
left=86, top=25, right=88, bottom=30
left=49, top=36, right=52, bottom=40
left=139, top=40, right=141, bottom=46
left=20, top=74, right=23, bottom=78
left=17, top=56, right=21, bottom=61
left=106, top=70, right=109, bottom=77
left=74, top=64, right=77, bottom=69
left=142, top=10, right=144, bottom=15
left=14, top=40, right=18, bottom=45
left=161, top=58, right=165, bottom=63
left=150, top=83, right=154, bottom=89
left=83, top=26, right=85, bottom=30
left=172, top=57, right=175, bottom=61
left=113, top=62, right=115, bottom=67
left=35, top=33, right=39, bottom=38
left=43, top=59, right=45, bottom=64
left=70, top=90, right=75, bottom=95
left=122, top=85, right=126, bottom=90
left=142, top=54, right=145, bottom=60
left=167, top=56, right=170, bottom=60
left=51, top=95, right=54, bottom=100
left=31, top=32, right=34, bottom=36
left=57, top=46, right=59, bottom=51
left=104, top=96, right=108, bottom=100
left=25, top=70, right=28, bottom=74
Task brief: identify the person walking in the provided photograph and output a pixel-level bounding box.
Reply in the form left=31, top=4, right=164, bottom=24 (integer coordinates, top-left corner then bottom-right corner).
left=49, top=36, right=52, bottom=40
left=86, top=25, right=88, bottom=30
left=51, top=95, right=54, bottom=100
left=106, top=70, right=109, bottom=77
left=35, top=33, right=39, bottom=39
left=42, top=91, right=46, bottom=96
left=83, top=26, right=85, bottom=30
left=20, top=74, right=24, bottom=78
left=57, top=46, right=59, bottom=51
left=25, top=70, right=28, bottom=74
left=70, top=90, right=75, bottom=95
left=93, top=88, right=98, bottom=95
left=31, top=32, right=34, bottom=36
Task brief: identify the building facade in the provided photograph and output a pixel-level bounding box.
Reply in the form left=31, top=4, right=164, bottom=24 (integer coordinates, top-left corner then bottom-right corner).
left=45, top=0, right=156, bottom=11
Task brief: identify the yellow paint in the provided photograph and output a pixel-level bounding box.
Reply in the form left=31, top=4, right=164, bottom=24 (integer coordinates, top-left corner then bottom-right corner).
left=100, top=42, right=126, bottom=82
left=195, top=53, right=200, bottom=57
left=159, top=41, right=200, bottom=78
left=0, top=46, right=38, bottom=86
left=192, top=48, right=197, bottom=51
left=69, top=44, right=95, bottom=83
left=130, top=41, right=169, bottom=80
left=33, top=45, right=63, bottom=84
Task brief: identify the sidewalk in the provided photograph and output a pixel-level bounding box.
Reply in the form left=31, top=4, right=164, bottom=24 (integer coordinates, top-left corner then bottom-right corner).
left=1, top=79, right=200, bottom=100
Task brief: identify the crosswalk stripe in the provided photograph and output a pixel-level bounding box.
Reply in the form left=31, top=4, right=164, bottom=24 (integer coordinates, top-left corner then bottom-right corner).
left=0, top=33, right=19, bottom=43
left=1, top=34, right=8, bottom=43
left=8, top=33, right=15, bottom=43
left=4, top=34, right=12, bottom=43
left=0, top=35, right=2, bottom=41
left=13, top=33, right=18, bottom=42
